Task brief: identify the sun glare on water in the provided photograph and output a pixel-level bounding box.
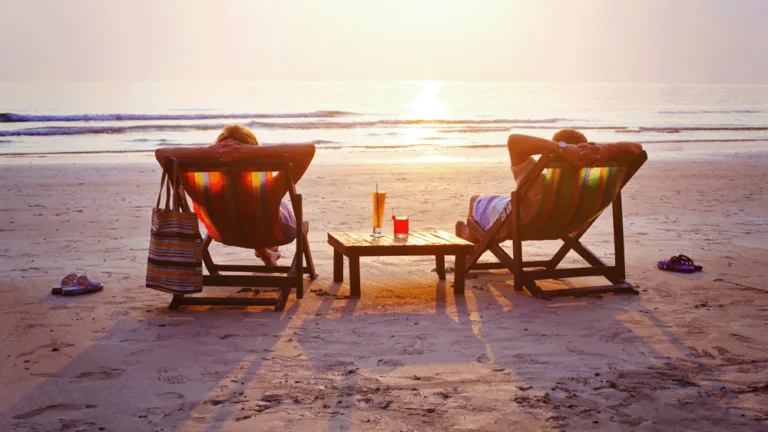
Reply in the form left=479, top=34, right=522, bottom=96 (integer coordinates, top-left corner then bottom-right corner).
left=398, top=81, right=459, bottom=148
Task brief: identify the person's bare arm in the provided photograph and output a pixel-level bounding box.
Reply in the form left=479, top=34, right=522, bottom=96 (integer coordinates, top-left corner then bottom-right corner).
left=580, top=141, right=643, bottom=165
left=155, top=141, right=315, bottom=181
left=604, top=141, right=644, bottom=161
left=214, top=143, right=316, bottom=184
left=506, top=133, right=594, bottom=167
left=154, top=145, right=221, bottom=165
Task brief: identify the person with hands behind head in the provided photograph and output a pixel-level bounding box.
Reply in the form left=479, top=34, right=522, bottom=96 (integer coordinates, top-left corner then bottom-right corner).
left=456, top=129, right=643, bottom=243
left=155, top=124, right=315, bottom=266
left=573, top=140, right=644, bottom=166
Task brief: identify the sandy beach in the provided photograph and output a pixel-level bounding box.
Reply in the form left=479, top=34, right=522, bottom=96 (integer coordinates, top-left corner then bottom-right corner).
left=0, top=145, right=767, bottom=431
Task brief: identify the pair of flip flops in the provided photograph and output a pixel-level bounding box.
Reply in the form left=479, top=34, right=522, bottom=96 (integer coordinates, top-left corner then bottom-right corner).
left=657, top=255, right=703, bottom=273
left=51, top=273, right=104, bottom=295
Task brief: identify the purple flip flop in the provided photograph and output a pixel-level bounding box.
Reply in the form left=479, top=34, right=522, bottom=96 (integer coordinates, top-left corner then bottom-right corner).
left=51, top=273, right=78, bottom=295
left=61, top=275, right=104, bottom=296
left=674, top=254, right=703, bottom=271
left=657, top=255, right=701, bottom=273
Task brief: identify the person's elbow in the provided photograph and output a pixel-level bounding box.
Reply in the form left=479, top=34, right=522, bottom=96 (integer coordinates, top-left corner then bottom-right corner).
left=507, top=134, right=526, bottom=147
left=303, top=142, right=316, bottom=154
left=299, top=143, right=316, bottom=162
left=154, top=148, right=166, bottom=164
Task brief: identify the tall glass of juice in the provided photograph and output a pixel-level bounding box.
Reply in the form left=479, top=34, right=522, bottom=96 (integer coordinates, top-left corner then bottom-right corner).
left=372, top=191, right=386, bottom=237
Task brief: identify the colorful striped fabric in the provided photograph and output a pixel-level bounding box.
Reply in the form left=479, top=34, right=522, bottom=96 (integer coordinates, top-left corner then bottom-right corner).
left=519, top=164, right=627, bottom=240
left=146, top=207, right=203, bottom=294
left=180, top=169, right=290, bottom=249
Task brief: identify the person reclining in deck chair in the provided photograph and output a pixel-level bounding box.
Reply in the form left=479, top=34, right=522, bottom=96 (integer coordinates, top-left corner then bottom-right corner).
left=155, top=124, right=315, bottom=266
left=455, top=129, right=643, bottom=243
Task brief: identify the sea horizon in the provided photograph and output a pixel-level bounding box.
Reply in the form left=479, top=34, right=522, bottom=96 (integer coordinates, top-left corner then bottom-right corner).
left=2, top=80, right=768, bottom=157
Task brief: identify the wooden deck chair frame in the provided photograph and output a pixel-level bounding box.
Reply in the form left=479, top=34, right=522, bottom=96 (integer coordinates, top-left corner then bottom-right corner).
left=165, top=155, right=317, bottom=311
left=465, top=151, right=648, bottom=299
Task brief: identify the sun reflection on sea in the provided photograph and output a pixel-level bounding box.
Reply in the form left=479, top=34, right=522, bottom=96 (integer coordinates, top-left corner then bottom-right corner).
left=396, top=81, right=459, bottom=148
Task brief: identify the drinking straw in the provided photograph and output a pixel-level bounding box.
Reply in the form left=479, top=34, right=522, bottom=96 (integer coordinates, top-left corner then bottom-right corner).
left=375, top=183, right=379, bottom=225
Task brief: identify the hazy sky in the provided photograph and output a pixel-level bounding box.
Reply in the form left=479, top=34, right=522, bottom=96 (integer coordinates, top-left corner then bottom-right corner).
left=2, top=0, right=767, bottom=83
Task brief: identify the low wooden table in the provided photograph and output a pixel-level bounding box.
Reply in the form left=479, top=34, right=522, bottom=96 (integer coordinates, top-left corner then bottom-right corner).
left=327, top=231, right=475, bottom=297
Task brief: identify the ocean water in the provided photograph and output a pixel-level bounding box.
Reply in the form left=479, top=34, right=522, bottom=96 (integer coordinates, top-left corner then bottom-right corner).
left=1, top=81, right=767, bottom=156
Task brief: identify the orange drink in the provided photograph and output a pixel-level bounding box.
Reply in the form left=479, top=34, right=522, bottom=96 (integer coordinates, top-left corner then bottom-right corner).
left=372, top=191, right=386, bottom=237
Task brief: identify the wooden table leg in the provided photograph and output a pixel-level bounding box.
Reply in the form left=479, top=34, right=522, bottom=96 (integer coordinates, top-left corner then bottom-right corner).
left=453, top=253, right=466, bottom=295
left=333, top=249, right=344, bottom=282
left=349, top=255, right=361, bottom=297
left=435, top=254, right=446, bottom=280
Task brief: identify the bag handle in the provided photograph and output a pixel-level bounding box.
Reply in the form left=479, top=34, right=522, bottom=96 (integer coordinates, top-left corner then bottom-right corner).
left=154, top=169, right=172, bottom=211
left=162, top=157, right=192, bottom=213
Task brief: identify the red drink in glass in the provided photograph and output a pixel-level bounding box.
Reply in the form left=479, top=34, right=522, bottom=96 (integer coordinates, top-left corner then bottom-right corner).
left=393, top=215, right=409, bottom=238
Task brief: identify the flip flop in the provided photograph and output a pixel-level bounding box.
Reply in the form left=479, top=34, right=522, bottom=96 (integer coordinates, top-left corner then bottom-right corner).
left=674, top=254, right=703, bottom=271
left=51, top=273, right=78, bottom=295
left=61, top=275, right=104, bottom=296
left=657, top=257, right=696, bottom=273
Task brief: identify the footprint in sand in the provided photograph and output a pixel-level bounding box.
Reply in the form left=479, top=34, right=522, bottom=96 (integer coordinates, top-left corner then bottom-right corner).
left=59, top=421, right=98, bottom=430
left=729, top=333, right=754, bottom=343
left=712, top=346, right=736, bottom=357
left=157, top=368, right=189, bottom=384
left=688, top=347, right=716, bottom=359
left=17, top=342, right=76, bottom=358
left=75, top=368, right=125, bottom=381
left=158, top=392, right=186, bottom=401
left=12, top=404, right=97, bottom=420
left=377, top=359, right=405, bottom=368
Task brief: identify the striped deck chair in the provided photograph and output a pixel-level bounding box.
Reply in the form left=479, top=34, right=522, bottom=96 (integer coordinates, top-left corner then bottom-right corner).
left=465, top=151, right=647, bottom=299
left=162, top=153, right=316, bottom=311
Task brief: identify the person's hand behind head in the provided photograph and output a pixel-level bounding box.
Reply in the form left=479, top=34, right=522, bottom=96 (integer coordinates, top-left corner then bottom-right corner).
left=214, top=139, right=248, bottom=162
left=562, top=144, right=599, bottom=167
left=576, top=142, right=612, bottom=166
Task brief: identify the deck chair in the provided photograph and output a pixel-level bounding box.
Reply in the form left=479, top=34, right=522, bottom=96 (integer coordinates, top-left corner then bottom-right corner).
left=163, top=152, right=317, bottom=311
left=465, top=151, right=648, bottom=299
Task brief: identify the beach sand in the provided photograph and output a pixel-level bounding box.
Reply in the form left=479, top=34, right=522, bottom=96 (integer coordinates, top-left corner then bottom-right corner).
left=0, top=146, right=766, bottom=431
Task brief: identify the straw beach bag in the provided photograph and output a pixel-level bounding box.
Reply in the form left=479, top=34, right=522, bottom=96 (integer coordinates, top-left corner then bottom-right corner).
left=146, top=159, right=203, bottom=294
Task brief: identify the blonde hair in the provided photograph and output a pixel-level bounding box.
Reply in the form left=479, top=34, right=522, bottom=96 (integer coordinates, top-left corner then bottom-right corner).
left=552, top=128, right=587, bottom=145
left=216, top=124, right=259, bottom=146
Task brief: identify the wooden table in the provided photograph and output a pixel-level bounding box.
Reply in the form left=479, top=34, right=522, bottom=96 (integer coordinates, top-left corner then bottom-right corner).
left=327, top=231, right=475, bottom=297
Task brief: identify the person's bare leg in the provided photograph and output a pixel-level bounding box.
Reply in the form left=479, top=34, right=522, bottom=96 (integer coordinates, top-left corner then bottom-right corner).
left=456, top=195, right=481, bottom=243
left=255, top=248, right=281, bottom=266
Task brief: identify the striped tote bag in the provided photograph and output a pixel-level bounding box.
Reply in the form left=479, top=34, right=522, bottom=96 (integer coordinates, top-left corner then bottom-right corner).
left=146, top=168, right=203, bottom=294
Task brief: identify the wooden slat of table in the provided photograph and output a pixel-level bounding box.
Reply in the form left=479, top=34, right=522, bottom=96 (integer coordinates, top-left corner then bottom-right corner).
left=398, top=233, right=428, bottom=246
left=406, top=232, right=436, bottom=244
left=342, top=233, right=375, bottom=247
left=370, top=235, right=396, bottom=247
left=416, top=232, right=451, bottom=245
left=332, top=232, right=357, bottom=246
left=415, top=231, right=451, bottom=245
left=346, top=233, right=375, bottom=246
left=429, top=230, right=466, bottom=243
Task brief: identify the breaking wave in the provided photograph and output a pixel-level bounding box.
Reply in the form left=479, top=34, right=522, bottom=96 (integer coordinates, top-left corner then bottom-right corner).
left=0, top=111, right=356, bottom=123
left=0, top=117, right=568, bottom=137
